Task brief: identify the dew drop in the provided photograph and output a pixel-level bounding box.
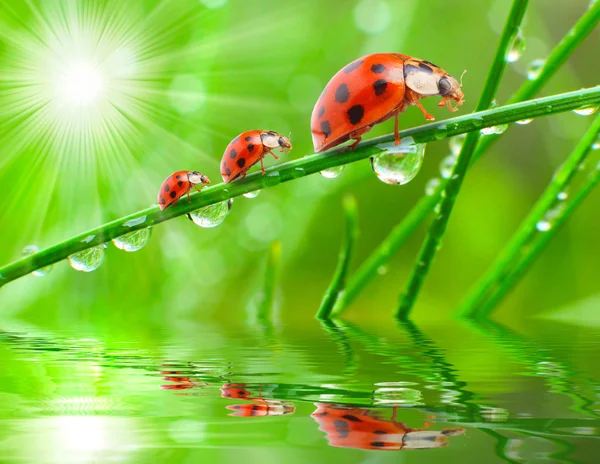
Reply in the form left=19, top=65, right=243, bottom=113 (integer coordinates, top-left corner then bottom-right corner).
left=448, top=133, right=466, bottom=156
left=68, top=246, right=105, bottom=272
left=481, top=124, right=508, bottom=135
left=573, top=107, right=598, bottom=116
left=22, top=245, right=53, bottom=277
left=370, top=140, right=426, bottom=185
left=506, top=29, right=525, bottom=63
left=472, top=117, right=484, bottom=129
left=557, top=191, right=568, bottom=201
left=592, top=140, right=600, bottom=151
left=425, top=178, right=441, bottom=196
left=434, top=126, right=448, bottom=140
left=516, top=119, right=532, bottom=125
left=377, top=265, right=388, bottom=275
left=320, top=165, right=345, bottom=178
left=243, top=190, right=261, bottom=199
left=188, top=200, right=231, bottom=228
left=535, top=220, right=551, bottom=232
left=112, top=228, right=152, bottom=252
left=439, top=155, right=457, bottom=179
left=123, top=216, right=147, bottom=228
left=434, top=202, right=442, bottom=214
left=527, top=59, right=545, bottom=80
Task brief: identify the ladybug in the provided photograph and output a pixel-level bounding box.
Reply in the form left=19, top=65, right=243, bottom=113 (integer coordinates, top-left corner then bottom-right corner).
left=220, top=130, right=292, bottom=183
left=158, top=170, right=210, bottom=210
left=311, top=53, right=465, bottom=152
left=220, top=383, right=295, bottom=417
left=311, top=403, right=465, bottom=450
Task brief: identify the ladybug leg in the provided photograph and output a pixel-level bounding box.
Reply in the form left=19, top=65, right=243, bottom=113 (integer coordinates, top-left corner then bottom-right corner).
left=260, top=157, right=266, bottom=175
left=394, top=112, right=401, bottom=146
left=338, top=125, right=372, bottom=153
left=414, top=100, right=435, bottom=121
left=266, top=149, right=279, bottom=160
left=193, top=185, right=203, bottom=193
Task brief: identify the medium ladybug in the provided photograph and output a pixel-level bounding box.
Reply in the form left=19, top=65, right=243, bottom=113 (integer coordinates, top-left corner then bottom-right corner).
left=311, top=403, right=465, bottom=450
left=220, top=130, right=292, bottom=183
left=220, top=383, right=295, bottom=417
left=157, top=170, right=210, bottom=210
left=311, top=53, right=465, bottom=152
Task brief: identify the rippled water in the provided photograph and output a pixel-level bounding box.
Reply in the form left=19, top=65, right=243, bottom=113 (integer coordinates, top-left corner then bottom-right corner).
left=0, top=318, right=598, bottom=463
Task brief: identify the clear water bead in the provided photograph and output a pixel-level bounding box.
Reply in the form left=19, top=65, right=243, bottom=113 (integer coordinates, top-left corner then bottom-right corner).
left=22, top=245, right=53, bottom=276
left=112, top=228, right=152, bottom=252
left=320, top=165, right=345, bottom=178
left=536, top=220, right=552, bottom=232
left=481, top=124, right=508, bottom=135
left=506, top=29, right=525, bottom=63
left=68, top=246, right=105, bottom=272
left=243, top=190, right=261, bottom=199
left=425, top=178, right=441, bottom=196
left=439, top=155, right=457, bottom=179
left=449, top=133, right=466, bottom=156
left=370, top=140, right=426, bottom=185
left=188, top=200, right=232, bottom=228
left=527, top=59, right=545, bottom=80
left=573, top=107, right=598, bottom=116
left=557, top=192, right=568, bottom=201
left=516, top=119, right=532, bottom=125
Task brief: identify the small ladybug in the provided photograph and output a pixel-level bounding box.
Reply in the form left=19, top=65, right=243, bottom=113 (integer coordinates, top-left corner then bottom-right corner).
left=221, top=130, right=292, bottom=183
left=311, top=403, right=465, bottom=450
left=158, top=170, right=210, bottom=210
left=220, top=383, right=295, bottom=417
left=311, top=53, right=465, bottom=152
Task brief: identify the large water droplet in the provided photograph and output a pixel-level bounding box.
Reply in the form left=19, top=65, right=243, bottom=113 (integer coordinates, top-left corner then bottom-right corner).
left=22, top=245, right=53, bottom=277
left=516, top=118, right=532, bottom=125
left=370, top=141, right=426, bottom=185
left=573, top=107, right=598, bottom=116
left=481, top=124, right=508, bottom=135
left=448, top=133, right=466, bottom=156
left=425, top=178, right=441, bottom=196
left=320, top=165, right=345, bottom=178
left=535, top=220, right=551, bottom=232
left=527, top=59, right=545, bottom=80
left=243, top=190, right=261, bottom=199
left=188, top=200, right=232, bottom=228
left=68, top=246, right=105, bottom=272
left=439, top=154, right=457, bottom=179
left=112, top=228, right=152, bottom=252
left=557, top=191, right=568, bottom=201
left=434, top=126, right=448, bottom=140
left=506, top=29, right=525, bottom=63
left=592, top=139, right=600, bottom=151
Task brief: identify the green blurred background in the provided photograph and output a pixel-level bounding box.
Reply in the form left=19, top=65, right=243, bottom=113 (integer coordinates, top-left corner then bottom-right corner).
left=1, top=0, right=599, bottom=329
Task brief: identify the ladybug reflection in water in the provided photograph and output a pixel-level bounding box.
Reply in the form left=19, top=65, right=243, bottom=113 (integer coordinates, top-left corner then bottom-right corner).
left=160, top=371, right=201, bottom=391
left=220, top=383, right=295, bottom=417
left=311, top=53, right=465, bottom=152
left=312, top=403, right=465, bottom=450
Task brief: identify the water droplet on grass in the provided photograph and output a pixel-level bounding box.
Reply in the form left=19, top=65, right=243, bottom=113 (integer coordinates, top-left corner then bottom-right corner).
left=425, top=178, right=441, bottom=196
left=112, top=228, right=152, bottom=252
left=439, top=155, right=457, bottom=179
left=188, top=200, right=231, bottom=228
left=243, top=190, right=261, bottom=199
left=449, top=134, right=466, bottom=155
left=527, top=59, right=545, bottom=80
left=481, top=124, right=508, bottom=135
left=370, top=140, right=426, bottom=185
left=434, top=126, right=448, bottom=140
left=68, top=246, right=105, bottom=272
left=123, top=216, right=147, bottom=227
left=573, top=107, right=598, bottom=116
left=557, top=191, right=568, bottom=201
left=22, top=245, right=53, bottom=276
left=506, top=29, right=525, bottom=63
left=536, top=220, right=551, bottom=232
left=516, top=118, right=532, bottom=125
left=320, top=165, right=345, bottom=178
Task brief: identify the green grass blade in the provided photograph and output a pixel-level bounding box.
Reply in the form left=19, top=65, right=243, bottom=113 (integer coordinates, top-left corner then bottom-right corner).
left=316, top=195, right=358, bottom=320
left=256, top=241, right=282, bottom=322
left=460, top=116, right=600, bottom=318
left=395, top=0, right=530, bottom=320
left=1, top=87, right=600, bottom=287
left=340, top=4, right=600, bottom=311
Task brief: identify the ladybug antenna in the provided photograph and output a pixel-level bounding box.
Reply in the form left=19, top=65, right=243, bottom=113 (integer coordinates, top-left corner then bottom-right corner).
left=459, top=69, right=467, bottom=87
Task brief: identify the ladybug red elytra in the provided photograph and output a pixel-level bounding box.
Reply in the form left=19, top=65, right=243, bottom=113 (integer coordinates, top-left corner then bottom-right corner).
left=220, top=383, right=295, bottom=417
left=220, top=130, right=292, bottom=183
left=311, top=53, right=465, bottom=152
left=157, top=170, right=210, bottom=211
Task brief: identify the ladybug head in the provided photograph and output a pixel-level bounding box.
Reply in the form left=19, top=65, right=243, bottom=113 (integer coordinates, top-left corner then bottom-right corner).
left=437, top=72, right=465, bottom=111
left=188, top=171, right=211, bottom=186
left=261, top=131, right=292, bottom=154
left=278, top=135, right=292, bottom=153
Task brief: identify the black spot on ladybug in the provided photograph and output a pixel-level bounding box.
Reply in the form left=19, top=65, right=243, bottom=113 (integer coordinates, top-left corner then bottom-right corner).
left=335, top=83, right=350, bottom=103
left=371, top=63, right=386, bottom=73
left=164, top=184, right=170, bottom=193
left=422, top=60, right=438, bottom=68
left=318, top=106, right=325, bottom=118
left=159, top=197, right=165, bottom=204
left=222, top=161, right=226, bottom=168
left=343, top=59, right=364, bottom=73
left=225, top=168, right=231, bottom=176
left=320, top=120, right=331, bottom=137
left=373, top=430, right=387, bottom=435
left=251, top=405, right=260, bottom=411
left=373, top=79, right=387, bottom=96
left=237, top=157, right=246, bottom=168
left=178, top=180, right=183, bottom=187
left=342, top=414, right=362, bottom=422
left=316, top=411, right=328, bottom=417
left=370, top=441, right=385, bottom=448
left=347, top=105, right=364, bottom=125
left=245, top=136, right=252, bottom=142
left=229, top=149, right=237, bottom=159
left=169, top=191, right=177, bottom=199
left=334, top=420, right=350, bottom=438
left=176, top=175, right=181, bottom=179
left=233, top=405, right=241, bottom=409
left=419, top=62, right=433, bottom=74
left=247, top=143, right=255, bottom=152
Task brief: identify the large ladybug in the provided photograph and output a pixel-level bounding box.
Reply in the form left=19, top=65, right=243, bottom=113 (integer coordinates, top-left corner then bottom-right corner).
left=311, top=53, right=465, bottom=152
left=220, top=130, right=292, bottom=183
left=157, top=170, right=210, bottom=210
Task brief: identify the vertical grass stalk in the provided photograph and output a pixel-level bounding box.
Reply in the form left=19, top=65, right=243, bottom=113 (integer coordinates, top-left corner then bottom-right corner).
left=256, top=241, right=282, bottom=321
left=395, top=0, right=530, bottom=320
left=316, top=195, right=359, bottom=320
left=340, top=3, right=600, bottom=312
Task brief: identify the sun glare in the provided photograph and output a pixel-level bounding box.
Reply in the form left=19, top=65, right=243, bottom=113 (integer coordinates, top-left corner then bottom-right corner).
left=57, top=62, right=105, bottom=107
